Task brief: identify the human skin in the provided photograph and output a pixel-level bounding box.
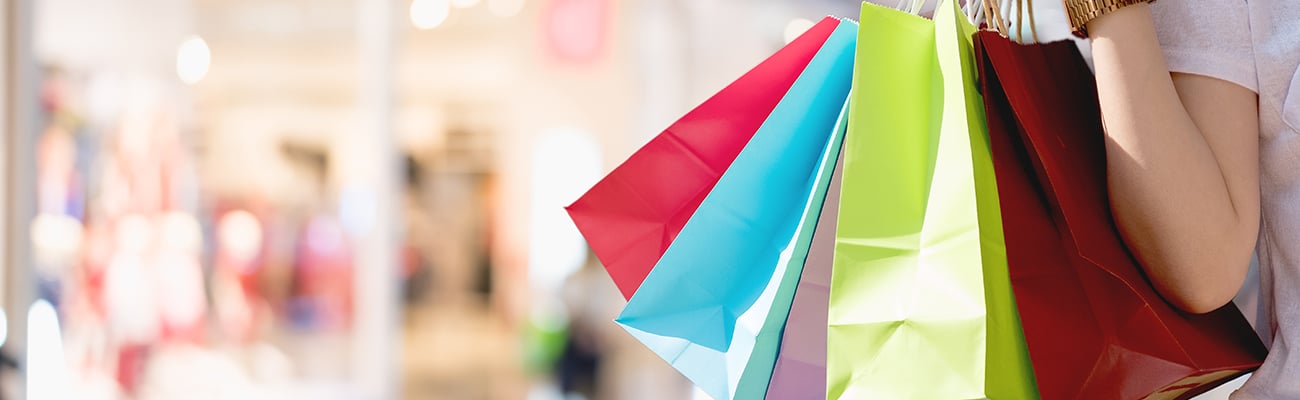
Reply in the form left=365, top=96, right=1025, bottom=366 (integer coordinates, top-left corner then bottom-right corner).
left=1087, top=3, right=1262, bottom=313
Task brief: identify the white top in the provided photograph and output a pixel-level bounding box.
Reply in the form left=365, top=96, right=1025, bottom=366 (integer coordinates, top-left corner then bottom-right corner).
left=1151, top=0, right=1300, bottom=397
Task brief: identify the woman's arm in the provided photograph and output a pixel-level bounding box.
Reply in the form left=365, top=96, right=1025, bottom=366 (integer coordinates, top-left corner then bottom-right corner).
left=1088, top=3, right=1260, bottom=314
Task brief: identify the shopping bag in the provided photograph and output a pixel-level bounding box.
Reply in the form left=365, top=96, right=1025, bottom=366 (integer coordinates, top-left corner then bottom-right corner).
left=945, top=5, right=1041, bottom=400
left=826, top=1, right=1037, bottom=398
left=616, top=20, right=857, bottom=400
left=975, top=31, right=1267, bottom=400
left=764, top=151, right=843, bottom=400
left=565, top=17, right=841, bottom=299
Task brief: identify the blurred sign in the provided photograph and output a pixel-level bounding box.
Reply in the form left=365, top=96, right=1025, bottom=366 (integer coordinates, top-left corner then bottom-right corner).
left=541, top=0, right=610, bottom=64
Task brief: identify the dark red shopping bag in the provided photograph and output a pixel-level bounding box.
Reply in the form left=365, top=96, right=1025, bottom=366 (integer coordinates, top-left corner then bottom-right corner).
left=566, top=18, right=840, bottom=300
left=975, top=31, right=1267, bottom=400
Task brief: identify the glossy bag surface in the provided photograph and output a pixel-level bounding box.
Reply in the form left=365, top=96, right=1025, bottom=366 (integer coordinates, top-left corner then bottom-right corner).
left=566, top=18, right=840, bottom=300
left=616, top=20, right=857, bottom=400
left=825, top=2, right=1037, bottom=398
left=976, top=31, right=1267, bottom=400
left=764, top=151, right=843, bottom=400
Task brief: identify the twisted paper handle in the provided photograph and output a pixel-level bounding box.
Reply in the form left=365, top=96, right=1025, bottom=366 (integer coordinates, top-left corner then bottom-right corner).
left=979, top=0, right=1039, bottom=43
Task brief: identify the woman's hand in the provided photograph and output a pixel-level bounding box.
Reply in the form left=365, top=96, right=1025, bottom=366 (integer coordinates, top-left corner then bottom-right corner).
left=1088, top=3, right=1260, bottom=314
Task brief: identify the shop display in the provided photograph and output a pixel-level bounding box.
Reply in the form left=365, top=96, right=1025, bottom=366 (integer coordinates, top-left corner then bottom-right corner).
left=22, top=67, right=363, bottom=397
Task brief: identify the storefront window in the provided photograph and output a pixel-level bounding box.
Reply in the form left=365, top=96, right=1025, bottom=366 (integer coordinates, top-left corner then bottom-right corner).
left=1, top=0, right=835, bottom=399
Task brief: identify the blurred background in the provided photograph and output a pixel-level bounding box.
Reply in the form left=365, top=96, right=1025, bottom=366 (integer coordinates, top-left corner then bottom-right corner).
left=0, top=0, right=863, bottom=398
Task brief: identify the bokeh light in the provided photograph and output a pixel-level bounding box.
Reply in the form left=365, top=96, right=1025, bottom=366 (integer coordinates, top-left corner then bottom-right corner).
left=451, top=0, right=480, bottom=9
left=410, top=0, right=451, bottom=30
left=487, top=0, right=525, bottom=17
left=176, top=35, right=210, bottom=85
left=783, top=18, right=814, bottom=44
left=28, top=299, right=68, bottom=400
left=218, top=210, right=264, bottom=264
left=0, top=309, right=7, bottom=349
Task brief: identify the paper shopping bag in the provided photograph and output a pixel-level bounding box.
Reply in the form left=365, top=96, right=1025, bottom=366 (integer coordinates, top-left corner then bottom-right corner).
left=941, top=4, right=1041, bottom=399
left=764, top=149, right=843, bottom=400
left=826, top=1, right=1037, bottom=398
left=975, top=31, right=1267, bottom=400
left=566, top=17, right=841, bottom=299
left=616, top=20, right=857, bottom=400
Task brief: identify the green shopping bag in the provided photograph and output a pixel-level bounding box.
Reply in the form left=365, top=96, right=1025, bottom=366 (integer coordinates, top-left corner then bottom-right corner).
left=944, top=4, right=1038, bottom=399
left=825, top=1, right=1037, bottom=398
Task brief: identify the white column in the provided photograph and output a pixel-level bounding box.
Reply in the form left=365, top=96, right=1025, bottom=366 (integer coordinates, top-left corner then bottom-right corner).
left=0, top=0, right=11, bottom=317
left=351, top=0, right=401, bottom=398
left=3, top=0, right=38, bottom=357
left=3, top=0, right=38, bottom=396
left=631, top=0, right=689, bottom=148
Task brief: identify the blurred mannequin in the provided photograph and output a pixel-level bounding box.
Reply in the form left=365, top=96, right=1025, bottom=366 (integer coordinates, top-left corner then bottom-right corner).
left=281, top=146, right=353, bottom=332
left=212, top=206, right=269, bottom=343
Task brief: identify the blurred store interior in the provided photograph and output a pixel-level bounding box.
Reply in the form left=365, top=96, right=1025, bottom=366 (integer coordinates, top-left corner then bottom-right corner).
left=0, top=0, right=862, bottom=398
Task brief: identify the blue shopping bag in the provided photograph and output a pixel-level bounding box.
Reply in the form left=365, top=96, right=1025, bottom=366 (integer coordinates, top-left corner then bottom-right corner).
left=615, top=19, right=857, bottom=400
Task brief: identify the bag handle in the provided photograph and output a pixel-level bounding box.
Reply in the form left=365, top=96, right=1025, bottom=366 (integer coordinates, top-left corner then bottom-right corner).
left=895, top=0, right=928, bottom=16
left=884, top=0, right=1038, bottom=43
left=980, top=0, right=1040, bottom=43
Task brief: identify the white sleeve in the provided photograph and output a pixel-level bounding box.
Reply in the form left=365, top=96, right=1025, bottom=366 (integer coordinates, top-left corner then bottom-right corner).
left=1150, top=0, right=1258, bottom=92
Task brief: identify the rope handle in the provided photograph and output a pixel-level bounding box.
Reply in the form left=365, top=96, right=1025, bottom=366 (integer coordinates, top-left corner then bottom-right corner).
left=980, top=0, right=1040, bottom=43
